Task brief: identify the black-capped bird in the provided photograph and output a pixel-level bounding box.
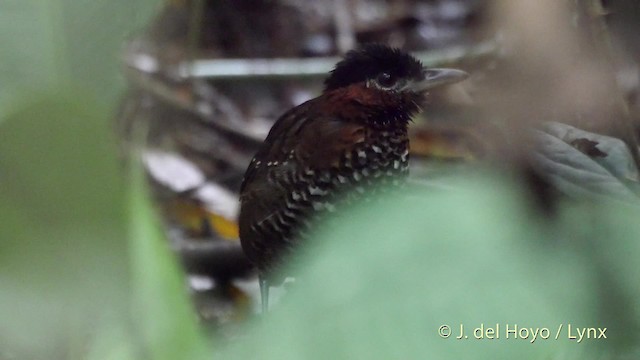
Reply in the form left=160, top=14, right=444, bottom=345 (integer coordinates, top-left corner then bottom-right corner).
left=239, top=44, right=468, bottom=312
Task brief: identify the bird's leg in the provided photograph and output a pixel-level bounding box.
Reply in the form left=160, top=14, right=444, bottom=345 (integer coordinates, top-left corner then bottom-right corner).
left=259, top=274, right=270, bottom=313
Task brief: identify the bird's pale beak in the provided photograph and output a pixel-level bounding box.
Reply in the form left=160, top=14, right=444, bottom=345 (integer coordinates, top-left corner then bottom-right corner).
left=411, top=68, right=469, bottom=92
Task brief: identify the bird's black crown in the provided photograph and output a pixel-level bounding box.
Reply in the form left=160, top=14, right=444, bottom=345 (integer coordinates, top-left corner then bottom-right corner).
left=324, top=44, right=425, bottom=91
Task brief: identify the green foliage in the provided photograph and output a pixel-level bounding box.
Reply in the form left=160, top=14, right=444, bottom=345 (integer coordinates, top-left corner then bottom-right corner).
left=128, top=164, right=210, bottom=360
left=0, top=90, right=208, bottom=359
left=0, top=0, right=162, bottom=117
left=0, top=1, right=207, bottom=359
left=218, top=179, right=640, bottom=359
left=0, top=92, right=130, bottom=358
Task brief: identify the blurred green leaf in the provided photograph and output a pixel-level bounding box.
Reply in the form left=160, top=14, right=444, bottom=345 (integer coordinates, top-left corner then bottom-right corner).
left=85, top=320, right=137, bottom=360
left=0, top=83, right=207, bottom=359
left=0, top=91, right=130, bottom=358
left=219, top=176, right=640, bottom=359
left=128, top=160, right=211, bottom=360
left=1, top=1, right=212, bottom=358
left=0, top=0, right=162, bottom=117
left=0, top=90, right=210, bottom=359
left=557, top=201, right=640, bottom=353
left=0, top=0, right=65, bottom=114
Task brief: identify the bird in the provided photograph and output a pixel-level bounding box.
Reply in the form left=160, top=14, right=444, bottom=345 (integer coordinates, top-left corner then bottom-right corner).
left=238, top=44, right=468, bottom=312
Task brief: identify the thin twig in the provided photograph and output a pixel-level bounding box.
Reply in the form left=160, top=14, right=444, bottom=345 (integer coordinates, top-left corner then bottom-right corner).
left=122, top=67, right=266, bottom=143
left=168, top=40, right=498, bottom=79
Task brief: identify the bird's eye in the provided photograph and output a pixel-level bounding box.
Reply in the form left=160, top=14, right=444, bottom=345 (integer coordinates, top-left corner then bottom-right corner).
left=375, top=72, right=397, bottom=89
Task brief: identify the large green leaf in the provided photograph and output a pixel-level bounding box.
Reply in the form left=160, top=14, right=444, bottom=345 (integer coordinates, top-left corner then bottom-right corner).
left=0, top=2, right=211, bottom=359
left=0, top=92, right=130, bottom=359
left=0, top=0, right=162, bottom=117
left=219, top=176, right=639, bottom=359
left=128, top=161, right=211, bottom=360
left=0, top=91, right=210, bottom=359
